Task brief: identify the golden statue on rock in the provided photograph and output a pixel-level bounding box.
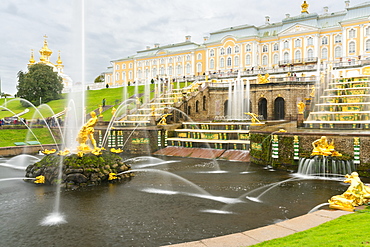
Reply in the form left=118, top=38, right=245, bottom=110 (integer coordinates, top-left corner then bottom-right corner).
left=76, top=111, right=99, bottom=152
left=311, top=136, right=342, bottom=156
left=329, top=172, right=370, bottom=211
left=157, top=113, right=172, bottom=126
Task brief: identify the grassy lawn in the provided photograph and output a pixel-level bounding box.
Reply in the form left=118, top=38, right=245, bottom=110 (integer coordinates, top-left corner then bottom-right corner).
left=253, top=207, right=370, bottom=247
left=0, top=128, right=60, bottom=147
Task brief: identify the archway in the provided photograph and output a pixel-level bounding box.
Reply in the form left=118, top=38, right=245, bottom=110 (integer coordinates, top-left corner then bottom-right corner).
left=224, top=100, right=228, bottom=117
left=274, top=97, right=285, bottom=120
left=258, top=98, right=267, bottom=120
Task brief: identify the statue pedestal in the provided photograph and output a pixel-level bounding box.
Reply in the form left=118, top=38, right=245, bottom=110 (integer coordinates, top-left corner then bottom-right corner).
left=297, top=113, right=304, bottom=127
left=150, top=115, right=156, bottom=126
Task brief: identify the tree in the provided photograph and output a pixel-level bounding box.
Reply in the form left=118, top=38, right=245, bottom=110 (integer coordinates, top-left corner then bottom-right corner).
left=17, top=63, right=63, bottom=106
left=94, top=74, right=104, bottom=83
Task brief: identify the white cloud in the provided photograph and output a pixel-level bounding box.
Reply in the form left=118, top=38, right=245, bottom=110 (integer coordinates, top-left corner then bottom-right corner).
left=0, top=0, right=366, bottom=95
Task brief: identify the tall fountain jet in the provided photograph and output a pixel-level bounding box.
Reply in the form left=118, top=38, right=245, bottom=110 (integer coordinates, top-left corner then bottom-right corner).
left=227, top=71, right=250, bottom=120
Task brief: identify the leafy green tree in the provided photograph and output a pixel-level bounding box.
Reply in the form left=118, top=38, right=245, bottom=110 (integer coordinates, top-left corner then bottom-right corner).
left=94, top=74, right=104, bottom=83
left=16, top=63, right=63, bottom=106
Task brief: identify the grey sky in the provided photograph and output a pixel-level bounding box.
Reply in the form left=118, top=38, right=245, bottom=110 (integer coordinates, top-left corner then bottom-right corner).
left=0, top=0, right=366, bottom=95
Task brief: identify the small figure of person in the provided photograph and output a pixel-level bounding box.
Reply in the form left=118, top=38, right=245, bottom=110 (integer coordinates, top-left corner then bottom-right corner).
left=102, top=98, right=106, bottom=107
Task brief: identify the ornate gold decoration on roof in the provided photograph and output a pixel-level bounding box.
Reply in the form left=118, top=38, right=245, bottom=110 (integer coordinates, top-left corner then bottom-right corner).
left=29, top=49, right=36, bottom=65
left=301, top=1, right=309, bottom=14
left=56, top=50, right=63, bottom=65
left=39, top=35, right=53, bottom=61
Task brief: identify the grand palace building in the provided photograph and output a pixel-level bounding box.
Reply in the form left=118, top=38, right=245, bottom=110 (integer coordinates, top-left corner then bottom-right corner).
left=102, top=1, right=370, bottom=121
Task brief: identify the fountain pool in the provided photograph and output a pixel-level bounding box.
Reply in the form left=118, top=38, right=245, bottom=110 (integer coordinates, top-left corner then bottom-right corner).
left=0, top=155, right=355, bottom=246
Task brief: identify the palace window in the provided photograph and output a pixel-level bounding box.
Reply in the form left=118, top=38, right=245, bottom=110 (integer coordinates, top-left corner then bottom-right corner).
left=177, top=56, right=181, bottom=62
left=220, top=48, right=225, bottom=55
left=186, top=55, right=191, bottom=61
left=273, top=43, right=279, bottom=51
left=227, top=47, right=232, bottom=55
left=321, top=36, right=328, bottom=45
left=234, top=56, right=239, bottom=67
left=220, top=57, right=225, bottom=67
left=366, top=27, right=370, bottom=36
left=335, top=46, right=342, bottom=58
left=168, top=66, right=173, bottom=76
left=145, top=61, right=149, bottom=66
left=262, top=45, right=268, bottom=52
left=210, top=49, right=215, bottom=57
left=152, top=68, right=157, bottom=77
left=245, top=55, right=251, bottom=65
left=145, top=69, right=149, bottom=78
left=307, top=37, right=313, bottom=46
left=283, top=52, right=289, bottom=63
left=273, top=54, right=279, bottom=64
left=295, top=50, right=301, bottom=62
left=321, top=48, right=328, bottom=59
left=137, top=69, right=142, bottom=78
left=152, top=60, right=157, bottom=65
left=262, top=55, right=268, bottom=66
left=197, top=53, right=202, bottom=60
left=235, top=46, right=240, bottom=53
left=115, top=72, right=119, bottom=80
left=129, top=71, right=133, bottom=80
left=349, top=41, right=356, bottom=53
left=210, top=59, right=215, bottom=69
left=349, top=29, right=356, bottom=39
left=160, top=59, right=164, bottom=64
left=245, top=44, right=251, bottom=52
left=177, top=65, right=182, bottom=74
left=366, top=40, right=370, bottom=51
left=283, top=40, right=289, bottom=49
left=116, top=65, right=119, bottom=70
left=186, top=63, right=191, bottom=74
left=335, top=35, right=342, bottom=43
left=160, top=67, right=165, bottom=75
left=295, top=39, right=301, bottom=48
left=122, top=72, right=126, bottom=80
left=307, top=49, right=314, bottom=60
left=138, top=61, right=142, bottom=67
left=227, top=57, right=232, bottom=67
left=168, top=58, right=173, bottom=63
left=197, top=63, right=202, bottom=73
left=123, top=64, right=126, bottom=69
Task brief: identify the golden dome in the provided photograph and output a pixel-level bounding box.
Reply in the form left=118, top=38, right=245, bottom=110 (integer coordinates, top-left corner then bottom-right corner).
left=39, top=35, right=52, bottom=60
left=56, top=51, right=63, bottom=65
left=28, top=49, right=35, bottom=65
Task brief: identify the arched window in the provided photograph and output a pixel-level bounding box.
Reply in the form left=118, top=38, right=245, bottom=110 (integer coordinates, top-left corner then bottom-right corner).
left=116, top=65, right=119, bottom=70
left=227, top=47, right=232, bottom=54
left=195, top=100, right=199, bottom=113
left=210, top=49, right=215, bottom=57
left=227, top=57, right=232, bottom=67
left=197, top=63, right=202, bottom=73
left=122, top=64, right=126, bottom=69
left=246, top=44, right=251, bottom=52
left=137, top=69, right=142, bottom=78
left=115, top=72, right=119, bottom=80
left=307, top=37, right=313, bottom=46
left=122, top=72, right=126, bottom=80
left=168, top=58, right=173, bottom=63
left=366, top=26, right=370, bottom=36
left=152, top=68, right=157, bottom=77
left=366, top=40, right=370, bottom=51
left=210, top=59, right=215, bottom=69
left=262, top=55, right=268, bottom=65
left=262, top=45, right=268, bottom=52
left=186, top=63, right=191, bottom=74
left=246, top=55, right=251, bottom=65
left=335, top=46, right=342, bottom=58
left=177, top=65, right=181, bottom=75
left=145, top=69, right=149, bottom=78
left=283, top=40, right=289, bottom=49
left=234, top=56, right=239, bottom=67
left=220, top=48, right=225, bottom=55
left=220, top=58, right=225, bottom=67
left=129, top=71, right=133, bottom=79
left=273, top=54, right=279, bottom=65
left=295, top=50, right=301, bottom=62
left=349, top=41, right=356, bottom=53
left=283, top=52, right=289, bottom=63
left=273, top=43, right=279, bottom=51
left=295, top=39, right=301, bottom=47
left=235, top=46, right=240, bottom=53
left=168, top=66, right=173, bottom=76
left=186, top=55, right=191, bottom=61
left=321, top=36, right=328, bottom=45
left=349, top=29, right=356, bottom=39
left=335, top=35, right=342, bottom=43
left=197, top=53, right=202, bottom=60
left=160, top=67, right=165, bottom=75
left=160, top=59, right=165, bottom=64
left=321, top=48, right=328, bottom=59
left=307, top=49, right=314, bottom=61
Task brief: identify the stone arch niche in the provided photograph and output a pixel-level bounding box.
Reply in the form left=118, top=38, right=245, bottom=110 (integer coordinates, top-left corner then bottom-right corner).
left=258, top=98, right=267, bottom=120
left=274, top=97, right=285, bottom=120
left=224, top=100, right=228, bottom=117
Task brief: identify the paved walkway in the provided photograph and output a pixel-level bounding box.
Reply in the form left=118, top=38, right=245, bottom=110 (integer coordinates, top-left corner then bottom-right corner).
left=163, top=209, right=352, bottom=247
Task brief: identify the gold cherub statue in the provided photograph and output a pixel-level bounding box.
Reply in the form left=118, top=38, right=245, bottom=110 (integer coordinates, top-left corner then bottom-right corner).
left=297, top=101, right=305, bottom=114
left=329, top=172, right=370, bottom=211
left=76, top=111, right=99, bottom=152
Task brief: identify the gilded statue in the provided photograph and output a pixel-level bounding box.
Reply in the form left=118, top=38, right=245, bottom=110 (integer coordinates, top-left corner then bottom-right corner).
left=258, top=74, right=270, bottom=84
left=76, top=111, right=98, bottom=152
left=157, top=113, right=172, bottom=125
left=297, top=101, right=305, bottom=114
left=311, top=136, right=342, bottom=156
left=329, top=172, right=370, bottom=211
left=301, top=1, right=309, bottom=13
left=244, top=112, right=261, bottom=123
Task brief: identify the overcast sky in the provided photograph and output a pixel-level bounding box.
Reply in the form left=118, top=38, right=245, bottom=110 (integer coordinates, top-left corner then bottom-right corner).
left=0, top=0, right=366, bottom=95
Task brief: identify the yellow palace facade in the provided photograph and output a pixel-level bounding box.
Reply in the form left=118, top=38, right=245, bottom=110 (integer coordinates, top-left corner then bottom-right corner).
left=103, top=1, right=370, bottom=85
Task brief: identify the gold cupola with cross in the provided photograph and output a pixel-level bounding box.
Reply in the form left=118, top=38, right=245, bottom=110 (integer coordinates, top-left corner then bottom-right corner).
left=301, top=1, right=309, bottom=14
